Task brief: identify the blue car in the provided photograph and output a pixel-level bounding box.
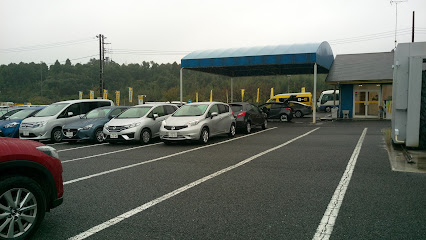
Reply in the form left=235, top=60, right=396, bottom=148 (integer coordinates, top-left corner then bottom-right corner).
left=0, top=107, right=45, bottom=138
left=62, top=106, right=129, bottom=143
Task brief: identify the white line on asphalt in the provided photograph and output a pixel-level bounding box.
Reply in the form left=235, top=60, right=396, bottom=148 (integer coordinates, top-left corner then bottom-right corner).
left=64, top=127, right=277, bottom=184
left=57, top=143, right=109, bottom=152
left=61, top=142, right=163, bottom=163
left=47, top=142, right=67, bottom=146
left=312, top=128, right=368, bottom=240
left=68, top=127, right=320, bottom=240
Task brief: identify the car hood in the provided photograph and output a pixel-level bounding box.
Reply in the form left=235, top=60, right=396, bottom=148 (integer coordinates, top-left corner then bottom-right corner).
left=63, top=118, right=107, bottom=129
left=21, top=116, right=53, bottom=123
left=165, top=116, right=204, bottom=126
left=0, top=119, right=23, bottom=127
left=106, top=118, right=145, bottom=126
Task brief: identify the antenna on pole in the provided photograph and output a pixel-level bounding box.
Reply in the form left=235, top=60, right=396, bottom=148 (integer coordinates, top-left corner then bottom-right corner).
left=390, top=0, right=407, bottom=49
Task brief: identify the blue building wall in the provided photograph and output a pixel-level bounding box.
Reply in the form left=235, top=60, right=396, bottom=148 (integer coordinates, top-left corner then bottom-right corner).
left=340, top=85, right=353, bottom=118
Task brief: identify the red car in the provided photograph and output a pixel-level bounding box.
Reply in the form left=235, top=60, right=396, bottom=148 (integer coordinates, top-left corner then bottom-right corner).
left=0, top=138, right=63, bottom=239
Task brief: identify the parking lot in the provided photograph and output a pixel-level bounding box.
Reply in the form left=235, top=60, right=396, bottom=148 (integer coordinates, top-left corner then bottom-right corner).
left=32, top=118, right=426, bottom=240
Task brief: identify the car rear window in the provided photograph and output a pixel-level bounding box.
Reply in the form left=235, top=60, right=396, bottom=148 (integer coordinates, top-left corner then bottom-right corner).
left=230, top=105, right=243, bottom=112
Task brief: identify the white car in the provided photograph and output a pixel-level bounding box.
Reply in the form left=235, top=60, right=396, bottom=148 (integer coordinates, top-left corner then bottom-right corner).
left=160, top=102, right=236, bottom=144
left=103, top=103, right=177, bottom=144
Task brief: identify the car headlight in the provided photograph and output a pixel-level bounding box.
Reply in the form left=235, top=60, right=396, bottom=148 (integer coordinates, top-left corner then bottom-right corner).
left=4, top=122, right=19, bottom=128
left=33, top=121, right=47, bottom=128
left=82, top=124, right=93, bottom=130
left=186, top=120, right=200, bottom=127
left=124, top=122, right=141, bottom=129
left=161, top=120, right=166, bottom=126
left=36, top=146, right=59, bottom=159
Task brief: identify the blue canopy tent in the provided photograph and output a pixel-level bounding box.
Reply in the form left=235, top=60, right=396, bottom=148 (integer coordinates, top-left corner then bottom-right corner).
left=180, top=42, right=334, bottom=123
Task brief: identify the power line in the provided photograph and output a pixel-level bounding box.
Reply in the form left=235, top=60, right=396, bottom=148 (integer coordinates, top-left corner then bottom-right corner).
left=0, top=38, right=96, bottom=53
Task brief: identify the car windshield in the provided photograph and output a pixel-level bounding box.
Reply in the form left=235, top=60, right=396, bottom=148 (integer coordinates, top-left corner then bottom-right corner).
left=230, top=105, right=243, bottom=112
left=173, top=104, right=208, bottom=116
left=8, top=109, right=36, bottom=120
left=85, top=108, right=111, bottom=119
left=0, top=109, right=22, bottom=120
left=35, top=103, right=68, bottom=117
left=117, top=107, right=151, bottom=118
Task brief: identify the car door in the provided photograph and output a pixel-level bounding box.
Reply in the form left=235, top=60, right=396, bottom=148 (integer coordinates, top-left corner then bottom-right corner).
left=207, top=104, right=221, bottom=135
left=250, top=104, right=263, bottom=126
left=217, top=104, right=232, bottom=133
left=57, top=103, right=82, bottom=126
left=149, top=105, right=168, bottom=137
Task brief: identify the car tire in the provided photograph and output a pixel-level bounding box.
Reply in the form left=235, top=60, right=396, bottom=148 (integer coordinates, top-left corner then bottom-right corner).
left=280, top=114, right=289, bottom=122
left=94, top=128, right=105, bottom=143
left=51, top=127, right=62, bottom=143
left=325, top=106, right=331, bottom=113
left=262, top=119, right=267, bottom=129
left=0, top=175, right=46, bottom=240
left=140, top=128, right=151, bottom=145
left=245, top=122, right=251, bottom=134
left=199, top=127, right=209, bottom=144
left=295, top=110, right=303, bottom=118
left=228, top=123, right=236, bottom=137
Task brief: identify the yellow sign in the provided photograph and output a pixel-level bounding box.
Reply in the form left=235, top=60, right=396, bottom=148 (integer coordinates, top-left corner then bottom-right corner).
left=301, top=87, right=305, bottom=93
left=103, top=89, right=108, bottom=99
left=138, top=95, right=144, bottom=105
left=115, top=91, right=120, bottom=106
left=210, top=90, right=213, bottom=102
left=196, top=92, right=198, bottom=102
left=90, top=90, right=94, bottom=99
left=270, top=88, right=274, bottom=99
left=79, top=91, right=83, bottom=100
left=256, top=88, right=260, bottom=103
left=226, top=90, right=229, bottom=103
left=241, top=89, right=245, bottom=102
left=129, top=88, right=133, bottom=103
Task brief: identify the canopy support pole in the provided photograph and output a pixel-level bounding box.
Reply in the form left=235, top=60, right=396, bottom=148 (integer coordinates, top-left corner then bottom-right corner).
left=231, top=78, right=233, bottom=103
left=313, top=63, right=317, bottom=124
left=180, top=68, right=183, bottom=104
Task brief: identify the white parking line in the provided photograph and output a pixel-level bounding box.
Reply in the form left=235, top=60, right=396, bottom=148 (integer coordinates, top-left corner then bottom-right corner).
left=64, top=128, right=277, bottom=184
left=47, top=142, right=68, bottom=146
left=57, top=143, right=109, bottom=152
left=68, top=127, right=319, bottom=240
left=312, top=128, right=367, bottom=240
left=62, top=142, right=163, bottom=163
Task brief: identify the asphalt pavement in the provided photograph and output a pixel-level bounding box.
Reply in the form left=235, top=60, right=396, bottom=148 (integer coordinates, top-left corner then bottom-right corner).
left=32, top=117, right=426, bottom=240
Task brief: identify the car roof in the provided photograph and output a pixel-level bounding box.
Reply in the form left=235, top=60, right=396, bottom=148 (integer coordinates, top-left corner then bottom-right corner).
left=52, top=99, right=113, bottom=104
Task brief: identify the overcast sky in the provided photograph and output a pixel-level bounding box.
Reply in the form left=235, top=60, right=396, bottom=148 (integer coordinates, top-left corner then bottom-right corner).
left=1, top=0, right=425, bottom=66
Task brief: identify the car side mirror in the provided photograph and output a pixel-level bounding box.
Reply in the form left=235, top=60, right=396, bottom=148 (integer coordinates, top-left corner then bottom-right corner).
left=153, top=113, right=159, bottom=119
left=211, top=112, right=218, bottom=118
left=68, top=112, right=74, bottom=117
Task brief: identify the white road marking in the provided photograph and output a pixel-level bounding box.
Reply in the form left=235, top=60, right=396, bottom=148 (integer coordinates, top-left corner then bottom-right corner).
left=68, top=127, right=320, bottom=240
left=312, top=128, right=368, bottom=240
left=64, top=128, right=277, bottom=184
left=57, top=143, right=109, bottom=152
left=47, top=142, right=68, bottom=146
left=61, top=143, right=163, bottom=163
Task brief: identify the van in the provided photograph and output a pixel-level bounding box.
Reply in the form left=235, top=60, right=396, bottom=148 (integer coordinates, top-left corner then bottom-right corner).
left=267, top=92, right=312, bottom=106
left=20, top=99, right=113, bottom=142
left=317, top=90, right=339, bottom=112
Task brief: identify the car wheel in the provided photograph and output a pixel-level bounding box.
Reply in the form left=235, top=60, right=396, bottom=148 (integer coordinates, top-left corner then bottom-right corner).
left=325, top=106, right=331, bottom=113
left=140, top=129, right=151, bottom=145
left=228, top=123, right=236, bottom=137
left=51, top=128, right=62, bottom=143
left=0, top=176, right=46, bottom=240
left=199, top=127, right=209, bottom=144
left=245, top=122, right=251, bottom=134
left=295, top=110, right=303, bottom=118
left=262, top=119, right=268, bottom=129
left=280, top=114, right=290, bottom=122
left=94, top=128, right=105, bottom=143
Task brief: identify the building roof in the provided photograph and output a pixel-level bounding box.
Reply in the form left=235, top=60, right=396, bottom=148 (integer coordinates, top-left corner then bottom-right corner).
left=181, top=42, right=334, bottom=77
left=326, top=52, right=394, bottom=84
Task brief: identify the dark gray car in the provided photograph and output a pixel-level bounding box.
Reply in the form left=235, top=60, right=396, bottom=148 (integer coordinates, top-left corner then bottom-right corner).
left=289, top=101, right=313, bottom=118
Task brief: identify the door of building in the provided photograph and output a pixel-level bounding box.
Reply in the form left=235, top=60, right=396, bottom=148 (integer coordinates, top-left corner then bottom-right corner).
left=354, top=90, right=380, bottom=118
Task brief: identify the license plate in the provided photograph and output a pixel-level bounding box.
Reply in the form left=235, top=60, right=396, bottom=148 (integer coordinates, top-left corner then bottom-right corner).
left=23, top=131, right=29, bottom=136
left=66, top=132, right=73, bottom=138
left=110, top=133, right=118, bottom=139
left=168, top=131, right=177, bottom=138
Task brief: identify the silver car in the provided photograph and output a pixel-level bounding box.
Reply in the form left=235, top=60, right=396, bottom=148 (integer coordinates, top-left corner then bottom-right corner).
left=103, top=103, right=177, bottom=144
left=160, top=102, right=236, bottom=144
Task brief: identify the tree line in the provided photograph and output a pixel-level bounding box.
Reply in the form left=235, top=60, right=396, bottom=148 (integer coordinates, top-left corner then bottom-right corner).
left=0, top=59, right=330, bottom=105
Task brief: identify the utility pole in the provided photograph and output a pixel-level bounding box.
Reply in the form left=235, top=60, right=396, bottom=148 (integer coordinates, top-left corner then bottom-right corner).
left=412, top=11, right=415, bottom=42
left=97, top=34, right=106, bottom=98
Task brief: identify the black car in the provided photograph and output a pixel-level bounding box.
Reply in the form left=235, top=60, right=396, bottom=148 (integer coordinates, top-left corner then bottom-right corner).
left=259, top=102, right=293, bottom=122
left=229, top=102, right=267, bottom=133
